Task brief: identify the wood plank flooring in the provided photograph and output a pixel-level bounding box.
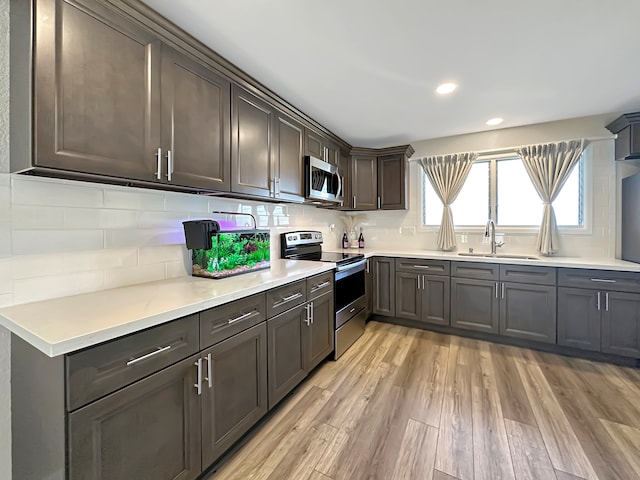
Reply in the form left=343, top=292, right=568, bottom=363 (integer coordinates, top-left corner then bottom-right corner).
left=208, top=321, right=640, bottom=480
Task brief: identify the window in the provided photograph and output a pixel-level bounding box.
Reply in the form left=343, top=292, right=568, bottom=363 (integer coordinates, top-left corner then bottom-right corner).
left=422, top=154, right=584, bottom=228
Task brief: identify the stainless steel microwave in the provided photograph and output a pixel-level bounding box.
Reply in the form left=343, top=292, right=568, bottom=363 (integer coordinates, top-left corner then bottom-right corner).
left=304, top=155, right=344, bottom=204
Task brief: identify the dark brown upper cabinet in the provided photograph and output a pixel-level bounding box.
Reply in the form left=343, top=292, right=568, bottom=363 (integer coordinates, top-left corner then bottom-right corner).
left=606, top=112, right=640, bottom=161
left=347, top=145, right=414, bottom=210
left=231, top=85, right=305, bottom=202
left=17, top=0, right=232, bottom=192
left=304, top=128, right=340, bottom=165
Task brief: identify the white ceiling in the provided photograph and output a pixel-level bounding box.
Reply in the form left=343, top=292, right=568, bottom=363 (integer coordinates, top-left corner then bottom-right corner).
left=143, top=0, right=640, bottom=148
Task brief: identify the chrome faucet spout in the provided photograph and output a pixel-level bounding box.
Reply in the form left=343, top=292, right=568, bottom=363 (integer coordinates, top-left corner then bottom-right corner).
left=485, top=219, right=502, bottom=255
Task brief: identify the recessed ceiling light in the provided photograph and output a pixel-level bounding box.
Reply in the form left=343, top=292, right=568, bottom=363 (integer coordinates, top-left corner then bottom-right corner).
left=436, top=83, right=457, bottom=95
left=486, top=117, right=504, bottom=126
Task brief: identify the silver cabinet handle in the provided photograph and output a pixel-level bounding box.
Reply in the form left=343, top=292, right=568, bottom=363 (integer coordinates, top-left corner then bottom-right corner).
left=281, top=292, right=302, bottom=303
left=414, top=265, right=430, bottom=269
left=310, top=301, right=314, bottom=324
left=166, top=150, right=173, bottom=182
left=377, top=196, right=381, bottom=209
left=194, top=358, right=202, bottom=395
left=605, top=292, right=609, bottom=312
left=228, top=310, right=256, bottom=325
left=155, top=147, right=162, bottom=180
left=596, top=291, right=601, bottom=311
left=590, top=278, right=616, bottom=283
left=270, top=178, right=275, bottom=197
left=501, top=282, right=505, bottom=299
left=417, top=276, right=420, bottom=290
left=495, top=282, right=499, bottom=299
left=275, top=177, right=280, bottom=197
left=305, top=303, right=311, bottom=326
left=204, top=353, right=212, bottom=388
left=311, top=281, right=331, bottom=292
left=353, top=195, right=356, bottom=209
left=365, top=259, right=370, bottom=274
left=126, top=345, right=171, bottom=366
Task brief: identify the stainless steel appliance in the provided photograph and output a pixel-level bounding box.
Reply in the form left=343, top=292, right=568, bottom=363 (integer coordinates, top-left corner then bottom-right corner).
left=281, top=231, right=366, bottom=359
left=304, top=156, right=343, bottom=205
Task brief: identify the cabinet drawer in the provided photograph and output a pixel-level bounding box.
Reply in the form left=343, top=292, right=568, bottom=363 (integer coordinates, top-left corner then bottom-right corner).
left=266, top=280, right=307, bottom=317
left=395, top=258, right=450, bottom=275
left=500, top=264, right=556, bottom=286
left=66, top=314, right=199, bottom=411
left=451, top=261, right=499, bottom=280
left=558, top=268, right=640, bottom=293
left=200, top=293, right=266, bottom=349
left=307, top=271, right=334, bottom=300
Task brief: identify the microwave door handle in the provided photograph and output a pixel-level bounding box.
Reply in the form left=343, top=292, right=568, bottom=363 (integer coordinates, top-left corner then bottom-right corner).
left=337, top=171, right=343, bottom=198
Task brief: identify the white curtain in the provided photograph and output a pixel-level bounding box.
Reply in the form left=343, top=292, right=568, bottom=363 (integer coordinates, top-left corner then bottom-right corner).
left=418, top=152, right=477, bottom=251
left=517, top=139, right=587, bottom=255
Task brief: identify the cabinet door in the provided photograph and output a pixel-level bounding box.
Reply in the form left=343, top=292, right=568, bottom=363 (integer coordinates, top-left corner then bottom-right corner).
left=304, top=128, right=324, bottom=159
left=601, top=291, right=640, bottom=357
left=306, top=292, right=335, bottom=372
left=68, top=354, right=201, bottom=480
left=35, top=0, right=161, bottom=180
left=500, top=282, right=556, bottom=343
left=557, top=287, right=601, bottom=351
left=378, top=154, right=407, bottom=210
left=267, top=305, right=307, bottom=409
left=274, top=112, right=304, bottom=202
left=231, top=85, right=274, bottom=198
left=373, top=257, right=395, bottom=316
left=365, top=258, right=373, bottom=318
left=422, top=275, right=451, bottom=326
left=325, top=140, right=340, bottom=166
left=161, top=46, right=230, bottom=191
left=395, top=272, right=421, bottom=321
left=351, top=155, right=378, bottom=210
left=201, top=323, right=268, bottom=466
left=450, top=278, right=499, bottom=333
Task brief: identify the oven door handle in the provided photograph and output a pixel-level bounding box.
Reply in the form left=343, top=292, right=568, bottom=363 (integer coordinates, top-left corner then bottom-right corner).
left=335, top=259, right=367, bottom=272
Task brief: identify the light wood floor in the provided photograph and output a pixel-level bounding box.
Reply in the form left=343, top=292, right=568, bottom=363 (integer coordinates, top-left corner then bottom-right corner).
left=209, top=321, right=640, bottom=480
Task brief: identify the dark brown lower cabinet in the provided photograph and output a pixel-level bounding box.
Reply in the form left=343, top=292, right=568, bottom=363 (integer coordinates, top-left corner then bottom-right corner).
left=365, top=258, right=373, bottom=318
left=69, top=354, right=202, bottom=480
left=267, top=304, right=307, bottom=409
left=601, top=290, right=640, bottom=357
left=557, top=287, right=601, bottom=351
left=395, top=272, right=450, bottom=326
left=450, top=277, right=500, bottom=333
left=306, top=291, right=334, bottom=371
left=201, top=323, right=268, bottom=467
left=499, top=282, right=556, bottom=343
left=372, top=257, right=395, bottom=316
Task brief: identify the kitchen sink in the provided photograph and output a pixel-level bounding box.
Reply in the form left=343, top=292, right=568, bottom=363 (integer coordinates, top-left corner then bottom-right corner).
left=457, top=252, right=539, bottom=260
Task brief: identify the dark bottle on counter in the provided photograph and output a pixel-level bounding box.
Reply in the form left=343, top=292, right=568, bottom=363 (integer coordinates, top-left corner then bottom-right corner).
left=358, top=228, right=365, bottom=248
left=342, top=230, right=349, bottom=249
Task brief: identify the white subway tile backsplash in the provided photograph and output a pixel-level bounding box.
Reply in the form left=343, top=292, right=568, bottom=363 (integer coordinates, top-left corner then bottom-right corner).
left=166, top=259, right=189, bottom=279
left=0, top=294, right=12, bottom=308
left=104, top=263, right=166, bottom=289
left=164, top=192, right=210, bottom=213
left=104, top=228, right=184, bottom=248
left=11, top=229, right=104, bottom=255
left=137, top=210, right=189, bottom=229
left=103, top=188, right=165, bottom=211
left=10, top=248, right=137, bottom=280
left=12, top=270, right=104, bottom=305
left=11, top=205, right=65, bottom=229
left=0, top=258, right=10, bottom=294
left=12, top=176, right=104, bottom=207
left=0, top=223, right=9, bottom=257
left=138, top=244, right=186, bottom=265
left=64, top=208, right=138, bottom=229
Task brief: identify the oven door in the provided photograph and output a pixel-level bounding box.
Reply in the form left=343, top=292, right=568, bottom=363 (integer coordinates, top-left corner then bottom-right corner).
left=335, top=259, right=366, bottom=329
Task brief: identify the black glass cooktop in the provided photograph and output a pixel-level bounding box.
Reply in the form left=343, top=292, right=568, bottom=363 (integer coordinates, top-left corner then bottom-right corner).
left=319, top=252, right=364, bottom=264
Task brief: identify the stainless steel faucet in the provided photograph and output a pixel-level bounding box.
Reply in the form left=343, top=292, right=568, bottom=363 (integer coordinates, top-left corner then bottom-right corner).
left=485, top=219, right=504, bottom=255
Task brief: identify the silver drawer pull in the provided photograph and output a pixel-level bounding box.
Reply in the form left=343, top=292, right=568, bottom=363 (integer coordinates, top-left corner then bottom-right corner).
left=227, top=311, right=256, bottom=325
left=204, top=353, right=212, bottom=388
left=590, top=278, right=616, bottom=283
left=312, top=281, right=331, bottom=291
left=280, top=292, right=302, bottom=304
left=414, top=265, right=430, bottom=269
left=194, top=358, right=202, bottom=395
left=126, top=345, right=172, bottom=366
left=349, top=307, right=356, bottom=313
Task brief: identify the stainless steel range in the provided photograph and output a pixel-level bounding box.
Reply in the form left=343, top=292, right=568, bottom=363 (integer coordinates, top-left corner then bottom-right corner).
left=281, top=231, right=367, bottom=359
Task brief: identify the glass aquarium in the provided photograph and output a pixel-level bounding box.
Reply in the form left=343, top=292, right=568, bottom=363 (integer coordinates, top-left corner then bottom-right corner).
left=191, top=230, right=270, bottom=279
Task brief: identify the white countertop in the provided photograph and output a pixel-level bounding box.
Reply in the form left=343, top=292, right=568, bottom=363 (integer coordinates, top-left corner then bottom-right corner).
left=331, top=248, right=640, bottom=272
left=3, top=248, right=640, bottom=358
left=0, top=259, right=334, bottom=357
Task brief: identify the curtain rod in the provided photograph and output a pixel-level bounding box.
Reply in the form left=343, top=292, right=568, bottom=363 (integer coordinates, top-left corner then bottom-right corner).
left=409, top=134, right=615, bottom=161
